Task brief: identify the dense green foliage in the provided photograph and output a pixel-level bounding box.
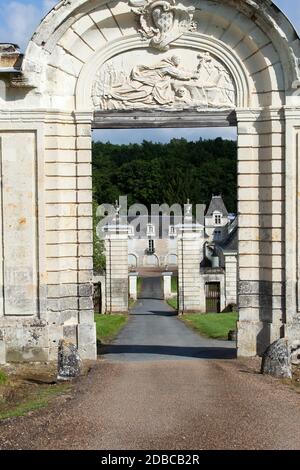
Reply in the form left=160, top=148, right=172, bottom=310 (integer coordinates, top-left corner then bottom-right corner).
left=93, top=200, right=106, bottom=273
left=92, top=137, right=237, bottom=212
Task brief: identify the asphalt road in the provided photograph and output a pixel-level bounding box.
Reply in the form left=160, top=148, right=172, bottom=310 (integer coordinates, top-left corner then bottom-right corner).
left=1, top=277, right=300, bottom=450
left=103, top=276, right=235, bottom=362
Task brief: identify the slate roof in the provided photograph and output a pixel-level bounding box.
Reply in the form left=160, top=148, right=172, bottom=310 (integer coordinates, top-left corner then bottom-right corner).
left=206, top=195, right=228, bottom=217
left=218, top=220, right=238, bottom=252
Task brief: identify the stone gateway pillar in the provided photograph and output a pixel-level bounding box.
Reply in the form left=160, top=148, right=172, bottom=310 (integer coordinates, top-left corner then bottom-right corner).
left=0, top=108, right=97, bottom=362
left=0, top=1, right=300, bottom=361
left=104, top=224, right=129, bottom=314
left=177, top=203, right=206, bottom=313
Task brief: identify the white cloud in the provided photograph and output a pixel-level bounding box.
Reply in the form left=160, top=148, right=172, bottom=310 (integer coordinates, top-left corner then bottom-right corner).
left=0, top=0, right=57, bottom=51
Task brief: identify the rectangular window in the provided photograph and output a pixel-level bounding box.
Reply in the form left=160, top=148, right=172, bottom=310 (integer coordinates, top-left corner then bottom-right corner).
left=215, top=214, right=221, bottom=225
left=147, top=223, right=155, bottom=237
left=214, top=230, right=221, bottom=240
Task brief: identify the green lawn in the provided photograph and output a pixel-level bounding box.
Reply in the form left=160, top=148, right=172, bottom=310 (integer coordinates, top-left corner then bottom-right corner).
left=0, top=383, right=70, bottom=420
left=182, top=312, right=238, bottom=340
left=137, top=277, right=143, bottom=294
left=171, top=277, right=178, bottom=293
left=167, top=297, right=178, bottom=310
left=0, top=365, right=71, bottom=421
left=129, top=277, right=143, bottom=309
left=94, top=313, right=128, bottom=343
left=0, top=370, right=8, bottom=386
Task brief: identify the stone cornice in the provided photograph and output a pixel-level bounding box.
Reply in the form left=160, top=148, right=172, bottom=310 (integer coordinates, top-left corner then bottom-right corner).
left=0, top=109, right=77, bottom=123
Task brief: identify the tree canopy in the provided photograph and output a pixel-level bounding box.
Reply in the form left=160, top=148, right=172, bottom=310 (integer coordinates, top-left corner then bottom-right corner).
left=92, top=137, right=237, bottom=213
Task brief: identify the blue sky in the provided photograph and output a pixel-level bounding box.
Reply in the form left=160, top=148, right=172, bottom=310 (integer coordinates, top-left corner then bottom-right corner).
left=0, top=0, right=299, bottom=144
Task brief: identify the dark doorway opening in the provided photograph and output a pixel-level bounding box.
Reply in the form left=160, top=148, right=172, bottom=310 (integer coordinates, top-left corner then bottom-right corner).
left=205, top=282, right=221, bottom=313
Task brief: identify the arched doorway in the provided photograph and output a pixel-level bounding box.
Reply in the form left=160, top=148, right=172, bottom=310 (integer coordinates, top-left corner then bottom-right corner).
left=145, top=254, right=159, bottom=268
left=128, top=254, right=138, bottom=269
left=0, top=0, right=299, bottom=362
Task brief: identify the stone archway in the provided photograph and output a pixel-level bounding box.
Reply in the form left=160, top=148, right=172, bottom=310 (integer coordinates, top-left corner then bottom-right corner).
left=0, top=0, right=300, bottom=362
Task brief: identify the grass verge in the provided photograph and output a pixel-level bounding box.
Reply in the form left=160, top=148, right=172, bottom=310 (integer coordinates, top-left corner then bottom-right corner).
left=181, top=312, right=238, bottom=340
left=0, top=364, right=72, bottom=421
left=129, top=277, right=143, bottom=309
left=0, top=370, right=8, bottom=385
left=171, top=276, right=178, bottom=293
left=137, top=277, right=143, bottom=294
left=0, top=382, right=70, bottom=420
left=167, top=297, right=178, bottom=310
left=95, top=313, right=129, bottom=343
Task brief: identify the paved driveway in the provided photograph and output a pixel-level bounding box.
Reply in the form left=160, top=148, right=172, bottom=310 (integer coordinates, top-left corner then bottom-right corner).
left=102, top=276, right=235, bottom=362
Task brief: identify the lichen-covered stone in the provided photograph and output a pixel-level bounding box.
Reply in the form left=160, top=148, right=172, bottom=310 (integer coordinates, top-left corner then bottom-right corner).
left=57, top=339, right=82, bottom=381
left=290, top=340, right=300, bottom=366
left=261, top=338, right=292, bottom=379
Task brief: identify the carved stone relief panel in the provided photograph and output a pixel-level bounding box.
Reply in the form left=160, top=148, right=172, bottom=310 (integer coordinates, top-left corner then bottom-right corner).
left=92, top=48, right=236, bottom=111
left=129, top=0, right=197, bottom=52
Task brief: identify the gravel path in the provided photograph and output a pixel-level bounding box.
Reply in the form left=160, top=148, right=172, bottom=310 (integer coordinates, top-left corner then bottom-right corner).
left=1, top=278, right=300, bottom=450
left=1, top=359, right=300, bottom=450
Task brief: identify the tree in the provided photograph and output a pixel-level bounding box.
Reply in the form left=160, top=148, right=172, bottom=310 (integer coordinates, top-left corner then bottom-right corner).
left=92, top=137, right=237, bottom=212
left=93, top=200, right=106, bottom=274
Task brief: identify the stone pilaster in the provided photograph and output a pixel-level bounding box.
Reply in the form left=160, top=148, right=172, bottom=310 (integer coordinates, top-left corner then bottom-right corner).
left=284, top=106, right=300, bottom=343
left=45, top=111, right=96, bottom=360
left=129, top=272, right=138, bottom=301
left=236, top=109, right=286, bottom=356
left=163, top=272, right=173, bottom=300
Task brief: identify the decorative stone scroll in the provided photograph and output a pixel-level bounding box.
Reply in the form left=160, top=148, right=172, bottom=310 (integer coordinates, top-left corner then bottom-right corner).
left=92, top=50, right=236, bottom=111
left=129, top=0, right=197, bottom=51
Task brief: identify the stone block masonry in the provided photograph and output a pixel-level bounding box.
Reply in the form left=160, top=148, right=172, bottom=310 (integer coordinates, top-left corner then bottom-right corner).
left=0, top=0, right=300, bottom=360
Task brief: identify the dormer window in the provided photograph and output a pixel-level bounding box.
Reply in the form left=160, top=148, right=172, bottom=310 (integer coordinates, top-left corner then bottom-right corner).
left=214, top=213, right=221, bottom=225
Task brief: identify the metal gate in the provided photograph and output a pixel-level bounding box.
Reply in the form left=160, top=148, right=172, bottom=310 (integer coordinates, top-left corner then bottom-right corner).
left=93, top=282, right=102, bottom=313
left=205, top=282, right=221, bottom=313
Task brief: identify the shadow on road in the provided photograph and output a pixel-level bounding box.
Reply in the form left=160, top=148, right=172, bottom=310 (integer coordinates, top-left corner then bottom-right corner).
left=131, top=309, right=177, bottom=317
left=100, top=344, right=236, bottom=360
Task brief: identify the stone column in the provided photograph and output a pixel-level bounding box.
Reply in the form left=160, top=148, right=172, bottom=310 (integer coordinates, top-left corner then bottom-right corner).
left=177, top=203, right=205, bottom=314
left=285, top=105, right=300, bottom=344
left=162, top=272, right=173, bottom=300
left=236, top=109, right=285, bottom=356
left=104, top=224, right=129, bottom=313
left=129, top=272, right=138, bottom=301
